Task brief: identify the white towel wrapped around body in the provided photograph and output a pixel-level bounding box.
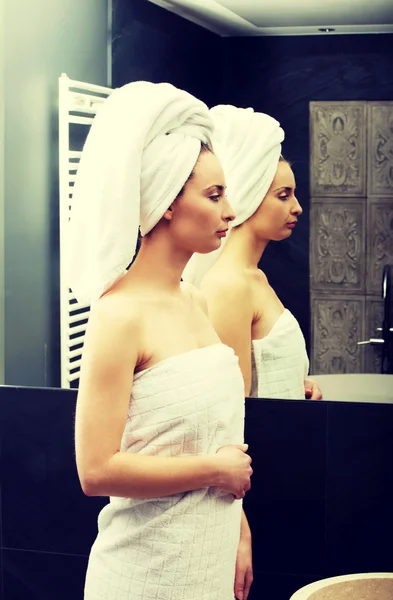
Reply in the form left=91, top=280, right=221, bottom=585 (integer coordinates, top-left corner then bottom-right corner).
left=182, top=104, right=284, bottom=288
left=67, top=81, right=213, bottom=306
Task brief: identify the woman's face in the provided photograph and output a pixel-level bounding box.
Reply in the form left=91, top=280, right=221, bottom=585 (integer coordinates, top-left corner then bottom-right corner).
left=252, top=161, right=303, bottom=241
left=169, top=151, right=235, bottom=254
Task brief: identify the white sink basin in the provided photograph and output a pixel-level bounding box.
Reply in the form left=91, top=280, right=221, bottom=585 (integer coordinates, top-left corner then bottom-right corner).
left=309, top=374, right=393, bottom=403
left=290, top=572, right=393, bottom=600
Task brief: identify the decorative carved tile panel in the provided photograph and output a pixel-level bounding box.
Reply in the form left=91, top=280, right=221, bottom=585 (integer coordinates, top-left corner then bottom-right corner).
left=367, top=198, right=393, bottom=294
left=310, top=199, right=365, bottom=292
left=310, top=102, right=366, bottom=197
left=367, top=102, right=393, bottom=197
left=311, top=295, right=364, bottom=374
left=363, top=298, right=384, bottom=374
left=310, top=101, right=392, bottom=375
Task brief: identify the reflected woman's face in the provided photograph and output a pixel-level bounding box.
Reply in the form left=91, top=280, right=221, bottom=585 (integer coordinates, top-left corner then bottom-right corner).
left=252, top=161, right=303, bottom=241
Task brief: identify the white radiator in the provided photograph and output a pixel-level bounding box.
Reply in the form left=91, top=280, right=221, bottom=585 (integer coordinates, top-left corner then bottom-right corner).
left=58, top=74, right=113, bottom=388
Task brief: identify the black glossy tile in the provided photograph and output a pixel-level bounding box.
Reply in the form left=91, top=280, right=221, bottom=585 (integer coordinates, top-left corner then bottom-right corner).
left=326, top=401, right=393, bottom=575
left=248, top=570, right=323, bottom=600
left=0, top=516, right=3, bottom=600
left=2, top=549, right=88, bottom=600
left=112, top=0, right=221, bottom=108
left=0, top=386, right=107, bottom=555
left=244, top=398, right=327, bottom=576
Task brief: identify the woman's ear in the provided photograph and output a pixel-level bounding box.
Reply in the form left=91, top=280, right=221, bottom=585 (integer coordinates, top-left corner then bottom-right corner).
left=162, top=204, right=174, bottom=222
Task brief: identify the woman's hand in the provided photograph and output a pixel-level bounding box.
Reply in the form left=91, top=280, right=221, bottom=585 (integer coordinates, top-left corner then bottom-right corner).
left=215, top=444, right=252, bottom=499
left=304, top=378, right=323, bottom=400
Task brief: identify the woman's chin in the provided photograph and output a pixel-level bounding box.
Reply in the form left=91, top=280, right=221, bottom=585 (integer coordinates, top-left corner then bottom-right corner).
left=277, top=229, right=293, bottom=240
left=203, top=236, right=222, bottom=252
left=281, top=228, right=293, bottom=240
left=188, top=242, right=218, bottom=256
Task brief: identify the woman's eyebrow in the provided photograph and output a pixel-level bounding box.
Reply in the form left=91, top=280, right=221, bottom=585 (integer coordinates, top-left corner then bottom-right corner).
left=273, top=186, right=293, bottom=192
left=203, top=184, right=226, bottom=193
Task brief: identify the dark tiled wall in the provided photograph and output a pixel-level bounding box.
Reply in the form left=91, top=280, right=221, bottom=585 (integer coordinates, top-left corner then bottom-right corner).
left=0, top=386, right=392, bottom=600
left=112, top=0, right=222, bottom=107
left=0, top=386, right=107, bottom=600
left=244, top=397, right=393, bottom=599
left=220, top=34, right=393, bottom=350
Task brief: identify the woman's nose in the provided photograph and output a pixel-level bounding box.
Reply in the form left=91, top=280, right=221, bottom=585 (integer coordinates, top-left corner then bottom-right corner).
left=223, top=196, right=236, bottom=223
left=292, top=196, right=303, bottom=216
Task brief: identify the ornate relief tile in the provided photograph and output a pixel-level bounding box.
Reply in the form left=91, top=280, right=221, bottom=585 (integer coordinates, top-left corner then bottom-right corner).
left=367, top=102, right=393, bottom=197
left=310, top=295, right=364, bottom=374
left=363, top=297, right=384, bottom=374
left=367, top=198, right=393, bottom=294
left=310, top=199, right=365, bottom=292
left=310, top=102, right=366, bottom=197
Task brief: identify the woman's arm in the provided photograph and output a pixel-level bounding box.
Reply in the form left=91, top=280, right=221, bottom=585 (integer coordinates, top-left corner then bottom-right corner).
left=240, top=509, right=251, bottom=539
left=202, top=277, right=254, bottom=396
left=235, top=510, right=253, bottom=600
left=75, top=295, right=252, bottom=499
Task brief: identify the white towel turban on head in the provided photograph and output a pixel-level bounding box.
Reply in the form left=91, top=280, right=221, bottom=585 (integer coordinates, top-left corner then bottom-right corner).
left=182, top=105, right=285, bottom=288
left=67, top=81, right=213, bottom=306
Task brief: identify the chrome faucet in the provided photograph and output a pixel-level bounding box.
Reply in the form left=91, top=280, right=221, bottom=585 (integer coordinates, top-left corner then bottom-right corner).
left=358, top=264, right=393, bottom=374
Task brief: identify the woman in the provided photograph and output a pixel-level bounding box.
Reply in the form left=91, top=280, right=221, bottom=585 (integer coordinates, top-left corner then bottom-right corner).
left=68, top=83, right=253, bottom=600
left=183, top=105, right=322, bottom=401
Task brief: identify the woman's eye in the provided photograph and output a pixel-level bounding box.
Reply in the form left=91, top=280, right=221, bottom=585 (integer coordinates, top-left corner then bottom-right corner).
left=210, top=195, right=220, bottom=202
left=279, top=194, right=289, bottom=201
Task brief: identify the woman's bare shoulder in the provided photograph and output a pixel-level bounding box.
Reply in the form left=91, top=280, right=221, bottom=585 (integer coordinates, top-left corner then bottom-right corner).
left=248, top=267, right=268, bottom=284
left=202, top=267, right=253, bottom=303
left=95, top=288, right=144, bottom=322
left=85, top=289, right=147, bottom=357
left=76, top=289, right=148, bottom=385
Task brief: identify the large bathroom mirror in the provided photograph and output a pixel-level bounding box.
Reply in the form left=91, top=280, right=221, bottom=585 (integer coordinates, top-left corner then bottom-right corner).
left=1, top=0, right=393, bottom=390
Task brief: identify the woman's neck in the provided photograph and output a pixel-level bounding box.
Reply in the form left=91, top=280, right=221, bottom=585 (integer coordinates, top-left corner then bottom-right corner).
left=221, top=224, right=269, bottom=269
left=128, top=232, right=190, bottom=291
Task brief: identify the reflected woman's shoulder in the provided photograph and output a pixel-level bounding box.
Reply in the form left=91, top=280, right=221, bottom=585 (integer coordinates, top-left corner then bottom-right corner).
left=248, top=268, right=268, bottom=285
left=203, top=270, right=252, bottom=302
left=181, top=281, right=209, bottom=315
